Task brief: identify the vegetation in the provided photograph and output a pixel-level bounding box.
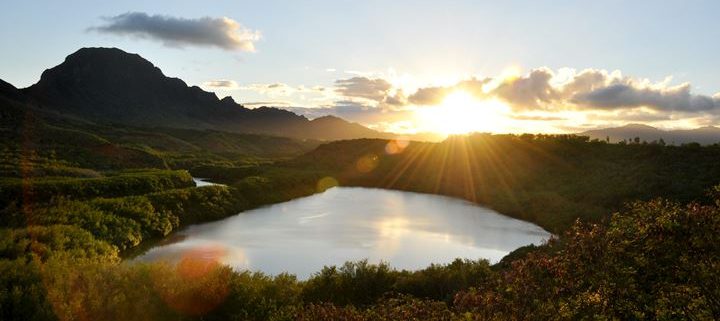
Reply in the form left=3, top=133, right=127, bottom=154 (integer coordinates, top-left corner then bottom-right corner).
left=1, top=192, right=718, bottom=320
left=0, top=169, right=194, bottom=207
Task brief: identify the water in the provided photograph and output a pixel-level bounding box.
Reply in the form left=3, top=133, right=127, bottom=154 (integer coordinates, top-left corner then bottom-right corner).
left=135, top=187, right=550, bottom=278
left=192, top=177, right=222, bottom=187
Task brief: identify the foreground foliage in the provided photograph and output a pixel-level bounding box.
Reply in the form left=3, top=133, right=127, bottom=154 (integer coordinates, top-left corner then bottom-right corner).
left=1, top=190, right=719, bottom=320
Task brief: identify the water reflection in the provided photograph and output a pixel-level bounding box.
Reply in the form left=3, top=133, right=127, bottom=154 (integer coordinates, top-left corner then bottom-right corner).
left=136, top=187, right=550, bottom=278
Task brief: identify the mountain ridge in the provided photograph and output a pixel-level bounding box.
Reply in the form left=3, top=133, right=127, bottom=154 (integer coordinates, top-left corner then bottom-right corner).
left=18, top=47, right=391, bottom=141
left=580, top=123, right=720, bottom=145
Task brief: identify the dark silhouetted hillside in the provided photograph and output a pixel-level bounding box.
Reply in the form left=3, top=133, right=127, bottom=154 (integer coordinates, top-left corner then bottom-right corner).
left=21, top=47, right=391, bottom=140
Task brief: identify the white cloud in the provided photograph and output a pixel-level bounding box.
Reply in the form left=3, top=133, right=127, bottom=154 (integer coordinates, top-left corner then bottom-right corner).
left=202, top=80, right=239, bottom=89
left=90, top=12, right=261, bottom=51
left=334, top=77, right=393, bottom=102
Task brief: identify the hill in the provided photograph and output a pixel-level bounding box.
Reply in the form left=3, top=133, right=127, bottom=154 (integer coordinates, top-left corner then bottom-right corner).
left=580, top=123, right=720, bottom=145
left=0, top=80, right=319, bottom=176
left=287, top=134, right=720, bottom=232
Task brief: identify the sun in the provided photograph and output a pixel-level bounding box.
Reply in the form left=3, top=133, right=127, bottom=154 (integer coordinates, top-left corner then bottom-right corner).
left=415, top=90, right=510, bottom=134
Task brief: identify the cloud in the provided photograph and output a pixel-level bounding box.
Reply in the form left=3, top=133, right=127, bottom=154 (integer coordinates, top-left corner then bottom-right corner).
left=510, top=114, right=567, bottom=121
left=399, top=68, right=719, bottom=115
left=203, top=80, right=239, bottom=89
left=384, top=89, right=408, bottom=106
left=407, top=78, right=492, bottom=105
left=283, top=101, right=414, bottom=125
left=318, top=69, right=720, bottom=133
left=408, top=86, right=450, bottom=105
left=573, top=83, right=717, bottom=112
left=219, top=66, right=720, bottom=133
left=238, top=82, right=326, bottom=96
left=560, top=69, right=614, bottom=98
left=242, top=101, right=293, bottom=107
left=90, top=12, right=260, bottom=51
left=335, top=77, right=393, bottom=102
left=550, top=69, right=719, bottom=113
left=491, top=68, right=558, bottom=109
left=455, top=78, right=492, bottom=96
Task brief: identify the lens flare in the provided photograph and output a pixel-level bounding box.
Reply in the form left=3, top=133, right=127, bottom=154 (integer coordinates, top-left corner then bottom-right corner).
left=356, top=154, right=379, bottom=173
left=152, top=245, right=231, bottom=316
left=385, top=138, right=410, bottom=155
left=317, top=176, right=339, bottom=192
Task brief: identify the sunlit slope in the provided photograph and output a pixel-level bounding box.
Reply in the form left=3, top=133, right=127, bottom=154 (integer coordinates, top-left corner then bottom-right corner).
left=288, top=135, right=720, bottom=232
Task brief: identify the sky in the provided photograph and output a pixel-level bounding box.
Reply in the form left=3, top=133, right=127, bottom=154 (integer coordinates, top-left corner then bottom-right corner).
left=1, top=0, right=719, bottom=134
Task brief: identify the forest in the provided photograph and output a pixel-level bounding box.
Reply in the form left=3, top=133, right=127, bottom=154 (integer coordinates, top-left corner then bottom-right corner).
left=2, top=126, right=720, bottom=320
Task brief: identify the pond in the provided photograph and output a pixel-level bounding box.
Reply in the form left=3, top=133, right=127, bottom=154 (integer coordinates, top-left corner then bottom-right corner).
left=135, top=187, right=550, bottom=278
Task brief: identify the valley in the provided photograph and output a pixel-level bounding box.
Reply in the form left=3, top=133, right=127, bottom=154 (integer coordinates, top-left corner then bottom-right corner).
left=1, top=47, right=719, bottom=320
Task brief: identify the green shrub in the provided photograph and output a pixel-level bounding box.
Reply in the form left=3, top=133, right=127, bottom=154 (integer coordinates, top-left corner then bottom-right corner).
left=0, top=169, right=193, bottom=207
left=0, top=225, right=118, bottom=262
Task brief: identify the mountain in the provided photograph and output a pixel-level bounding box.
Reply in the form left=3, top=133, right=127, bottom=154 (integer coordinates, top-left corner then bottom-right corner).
left=302, top=115, right=391, bottom=140
left=0, top=78, right=319, bottom=174
left=580, top=124, right=720, bottom=145
left=19, top=47, right=391, bottom=141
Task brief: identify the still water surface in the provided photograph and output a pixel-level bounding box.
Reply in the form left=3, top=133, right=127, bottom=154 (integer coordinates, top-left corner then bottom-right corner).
left=136, top=187, right=550, bottom=278
left=192, top=177, right=222, bottom=187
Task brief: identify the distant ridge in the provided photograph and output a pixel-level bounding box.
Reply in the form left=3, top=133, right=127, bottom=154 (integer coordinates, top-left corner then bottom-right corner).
left=18, top=47, right=392, bottom=141
left=580, top=124, right=720, bottom=145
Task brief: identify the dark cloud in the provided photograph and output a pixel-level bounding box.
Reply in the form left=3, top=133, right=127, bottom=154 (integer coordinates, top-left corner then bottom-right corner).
left=383, top=89, right=408, bottom=106
left=282, top=101, right=413, bottom=125
left=560, top=69, right=608, bottom=97
left=573, top=83, right=718, bottom=112
left=203, top=80, right=239, bottom=89
left=408, top=86, right=450, bottom=105
left=491, top=68, right=558, bottom=109
left=335, top=77, right=392, bottom=102
left=90, top=12, right=260, bottom=51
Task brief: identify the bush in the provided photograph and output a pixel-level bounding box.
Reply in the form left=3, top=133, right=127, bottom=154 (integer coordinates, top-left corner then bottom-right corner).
left=302, top=260, right=397, bottom=306
left=0, top=225, right=118, bottom=262
left=0, top=169, right=193, bottom=207
left=147, top=186, right=240, bottom=225
left=454, top=197, right=720, bottom=320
